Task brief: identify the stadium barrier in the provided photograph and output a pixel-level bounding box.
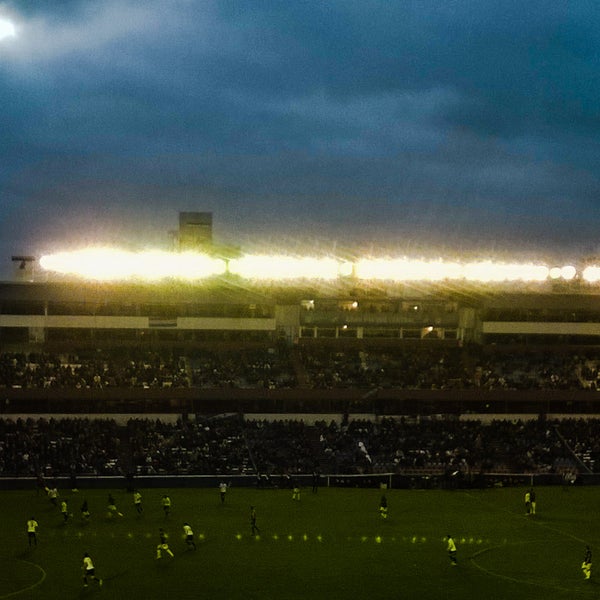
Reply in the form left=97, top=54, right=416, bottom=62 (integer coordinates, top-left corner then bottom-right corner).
left=0, top=471, right=596, bottom=492
left=3, top=386, right=600, bottom=415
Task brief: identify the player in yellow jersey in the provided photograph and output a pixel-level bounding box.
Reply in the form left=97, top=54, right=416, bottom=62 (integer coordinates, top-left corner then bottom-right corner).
left=61, top=500, right=71, bottom=523
left=133, top=490, right=143, bottom=515
left=582, top=545, right=592, bottom=580
left=292, top=484, right=300, bottom=501
left=162, top=494, right=172, bottom=519
left=82, top=552, right=102, bottom=587
left=27, top=517, right=38, bottom=547
left=183, top=523, right=196, bottom=550
left=219, top=482, right=227, bottom=504
left=446, top=535, right=457, bottom=566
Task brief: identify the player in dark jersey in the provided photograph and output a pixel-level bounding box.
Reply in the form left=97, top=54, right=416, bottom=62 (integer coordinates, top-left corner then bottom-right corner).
left=250, top=506, right=260, bottom=536
left=156, top=528, right=174, bottom=559
left=379, top=495, right=388, bottom=519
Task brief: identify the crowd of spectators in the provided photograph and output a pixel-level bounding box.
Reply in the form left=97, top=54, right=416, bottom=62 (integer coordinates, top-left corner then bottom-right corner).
left=127, top=416, right=250, bottom=475
left=1, top=415, right=599, bottom=480
left=299, top=347, right=469, bottom=389
left=188, top=348, right=296, bottom=389
left=0, top=351, right=189, bottom=389
left=3, top=347, right=600, bottom=392
left=0, top=417, right=122, bottom=477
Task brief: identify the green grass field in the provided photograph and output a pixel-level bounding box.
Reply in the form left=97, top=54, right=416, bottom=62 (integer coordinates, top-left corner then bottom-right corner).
left=2, top=484, right=599, bottom=599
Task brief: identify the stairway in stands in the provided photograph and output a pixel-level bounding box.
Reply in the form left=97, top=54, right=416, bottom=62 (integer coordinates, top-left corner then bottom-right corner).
left=290, top=347, right=310, bottom=388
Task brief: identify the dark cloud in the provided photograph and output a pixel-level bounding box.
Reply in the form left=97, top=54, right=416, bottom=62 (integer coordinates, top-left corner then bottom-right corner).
left=1, top=0, right=600, bottom=278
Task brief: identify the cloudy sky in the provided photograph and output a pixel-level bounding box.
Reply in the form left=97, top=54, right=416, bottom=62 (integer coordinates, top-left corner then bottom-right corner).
left=1, top=1, right=599, bottom=279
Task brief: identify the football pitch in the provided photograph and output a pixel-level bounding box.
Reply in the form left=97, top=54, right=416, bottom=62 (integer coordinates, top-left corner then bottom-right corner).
left=1, top=484, right=599, bottom=599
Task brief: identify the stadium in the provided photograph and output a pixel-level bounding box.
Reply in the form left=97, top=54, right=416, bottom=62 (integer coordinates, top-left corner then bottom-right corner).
left=2, top=212, right=600, bottom=599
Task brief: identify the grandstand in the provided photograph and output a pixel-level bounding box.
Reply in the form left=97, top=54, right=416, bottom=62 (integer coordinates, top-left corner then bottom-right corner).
left=4, top=235, right=600, bottom=414
left=3, top=213, right=600, bottom=485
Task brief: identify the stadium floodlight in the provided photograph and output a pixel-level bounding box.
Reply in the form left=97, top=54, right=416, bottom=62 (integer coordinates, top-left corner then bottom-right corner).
left=355, top=258, right=550, bottom=282
left=37, top=247, right=569, bottom=284
left=355, top=258, right=461, bottom=282
left=39, top=248, right=226, bottom=281
left=462, top=261, right=548, bottom=282
left=338, top=261, right=354, bottom=277
left=228, top=255, right=340, bottom=280
left=582, top=266, right=600, bottom=283
left=560, top=265, right=577, bottom=280
left=550, top=265, right=577, bottom=280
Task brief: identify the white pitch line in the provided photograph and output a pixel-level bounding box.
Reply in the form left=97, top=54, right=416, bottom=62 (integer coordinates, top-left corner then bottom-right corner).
left=0, top=560, right=47, bottom=599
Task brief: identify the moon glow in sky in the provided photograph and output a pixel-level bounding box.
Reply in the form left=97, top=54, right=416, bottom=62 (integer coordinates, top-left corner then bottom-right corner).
left=0, top=17, right=16, bottom=40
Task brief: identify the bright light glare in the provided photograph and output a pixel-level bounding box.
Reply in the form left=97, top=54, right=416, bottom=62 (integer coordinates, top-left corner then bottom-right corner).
left=339, top=261, right=353, bottom=277
left=38, top=248, right=571, bottom=283
left=462, top=261, right=548, bottom=282
left=39, top=249, right=225, bottom=281
left=229, top=256, right=340, bottom=280
left=355, top=258, right=549, bottom=282
left=0, top=17, right=16, bottom=40
left=355, top=258, right=462, bottom=281
left=550, top=265, right=577, bottom=280
left=583, top=266, right=600, bottom=283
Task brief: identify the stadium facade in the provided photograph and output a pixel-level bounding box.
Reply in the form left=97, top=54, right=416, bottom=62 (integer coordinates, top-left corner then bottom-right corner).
left=4, top=211, right=600, bottom=414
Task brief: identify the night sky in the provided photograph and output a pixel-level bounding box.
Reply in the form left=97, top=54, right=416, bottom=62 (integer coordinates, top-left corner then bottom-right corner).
left=1, top=1, right=599, bottom=280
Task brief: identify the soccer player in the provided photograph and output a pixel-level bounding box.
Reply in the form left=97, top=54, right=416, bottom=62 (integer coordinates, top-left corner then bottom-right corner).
left=183, top=523, right=196, bottom=550
left=47, top=486, right=59, bottom=507
left=107, top=493, right=124, bottom=518
left=292, top=484, right=300, bottom=501
left=250, top=506, right=260, bottom=536
left=312, top=471, right=320, bottom=493
left=61, top=499, right=71, bottom=523
left=82, top=552, right=103, bottom=587
left=582, top=545, right=592, bottom=580
left=133, top=490, right=143, bottom=514
left=529, top=488, right=536, bottom=515
left=80, top=499, right=91, bottom=522
left=162, top=494, right=172, bottom=519
left=379, top=495, right=388, bottom=519
left=524, top=489, right=531, bottom=515
left=219, top=482, right=228, bottom=504
left=27, top=517, right=38, bottom=547
left=447, top=535, right=457, bottom=566
left=156, top=528, right=174, bottom=559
